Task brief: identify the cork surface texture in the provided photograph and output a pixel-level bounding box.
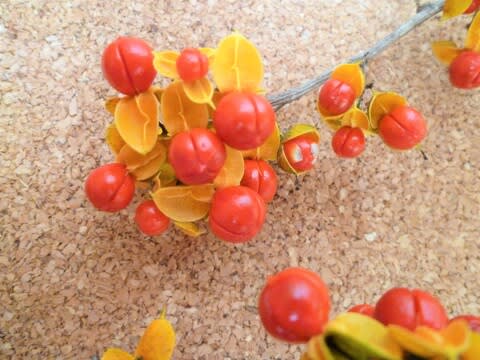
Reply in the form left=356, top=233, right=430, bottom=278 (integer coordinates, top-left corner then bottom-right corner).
left=1, top=0, right=479, bottom=359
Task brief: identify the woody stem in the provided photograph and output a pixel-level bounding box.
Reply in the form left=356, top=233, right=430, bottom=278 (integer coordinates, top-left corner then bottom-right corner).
left=267, top=0, right=445, bottom=111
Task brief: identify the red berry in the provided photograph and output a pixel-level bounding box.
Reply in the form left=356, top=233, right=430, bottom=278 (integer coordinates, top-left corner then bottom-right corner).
left=85, top=163, right=135, bottom=212
left=449, top=51, right=480, bottom=89
left=318, top=78, right=356, bottom=116
left=209, top=186, right=266, bottom=243
left=331, top=126, right=365, bottom=158
left=241, top=160, right=278, bottom=202
left=259, top=268, right=331, bottom=343
left=168, top=128, right=226, bottom=185
left=176, top=48, right=209, bottom=82
left=283, top=134, right=319, bottom=172
left=374, top=288, right=448, bottom=330
left=213, top=92, right=275, bottom=150
left=135, top=200, right=170, bottom=236
left=348, top=304, right=375, bottom=317
left=101, top=37, right=156, bottom=96
left=379, top=106, right=427, bottom=150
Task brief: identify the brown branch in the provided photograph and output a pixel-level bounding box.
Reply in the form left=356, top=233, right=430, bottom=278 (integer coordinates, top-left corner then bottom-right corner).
left=267, top=0, right=445, bottom=111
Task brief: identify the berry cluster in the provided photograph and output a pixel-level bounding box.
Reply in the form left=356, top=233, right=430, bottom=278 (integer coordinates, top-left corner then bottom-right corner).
left=433, top=5, right=480, bottom=89
left=258, top=268, right=480, bottom=359
left=316, top=64, right=427, bottom=158
left=85, top=33, right=320, bottom=242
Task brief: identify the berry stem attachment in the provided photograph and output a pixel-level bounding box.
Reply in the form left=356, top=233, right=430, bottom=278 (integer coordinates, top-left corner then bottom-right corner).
left=267, top=0, right=444, bottom=111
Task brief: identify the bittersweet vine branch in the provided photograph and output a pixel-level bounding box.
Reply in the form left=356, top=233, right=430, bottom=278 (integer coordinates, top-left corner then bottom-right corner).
left=267, top=0, right=445, bottom=111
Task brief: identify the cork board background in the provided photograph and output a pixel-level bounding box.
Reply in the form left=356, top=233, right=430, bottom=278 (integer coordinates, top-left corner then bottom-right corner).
left=1, top=0, right=479, bottom=359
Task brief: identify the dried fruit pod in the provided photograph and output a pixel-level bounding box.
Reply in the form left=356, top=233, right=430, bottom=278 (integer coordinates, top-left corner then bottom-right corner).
left=278, top=124, right=320, bottom=174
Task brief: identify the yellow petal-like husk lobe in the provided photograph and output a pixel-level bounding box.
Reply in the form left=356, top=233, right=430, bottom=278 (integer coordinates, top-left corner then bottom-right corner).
left=388, top=320, right=470, bottom=360
left=331, top=63, right=365, bottom=98
left=101, top=348, right=135, bottom=360
left=105, top=124, right=126, bottom=155
left=105, top=97, right=122, bottom=115
left=432, top=41, right=463, bottom=65
left=212, top=32, right=263, bottom=93
left=464, top=331, right=480, bottom=359
left=214, top=146, right=245, bottom=188
left=135, top=315, right=176, bottom=360
left=282, top=124, right=320, bottom=143
left=114, top=89, right=160, bottom=155
left=242, top=123, right=281, bottom=161
left=442, top=0, right=472, bottom=20
left=341, top=107, right=373, bottom=135
left=324, top=313, right=403, bottom=359
left=174, top=221, right=206, bottom=237
left=161, top=81, right=209, bottom=135
left=151, top=184, right=214, bottom=222
left=153, top=51, right=180, bottom=79
left=466, top=12, right=480, bottom=51
left=182, top=78, right=214, bottom=107
left=368, top=92, right=407, bottom=129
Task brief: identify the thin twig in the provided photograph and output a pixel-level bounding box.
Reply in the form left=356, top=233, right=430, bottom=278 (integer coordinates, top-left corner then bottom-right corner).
left=267, top=0, right=445, bottom=111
